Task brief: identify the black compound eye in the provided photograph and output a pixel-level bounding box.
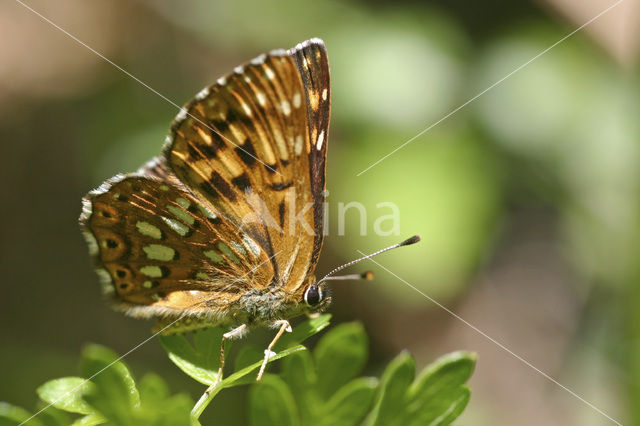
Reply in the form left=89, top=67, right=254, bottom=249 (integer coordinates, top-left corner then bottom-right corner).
left=304, top=284, right=321, bottom=306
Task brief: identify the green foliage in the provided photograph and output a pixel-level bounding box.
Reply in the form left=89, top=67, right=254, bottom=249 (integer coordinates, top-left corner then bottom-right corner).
left=246, top=322, right=476, bottom=426
left=1, top=316, right=475, bottom=426
left=0, top=344, right=192, bottom=426
left=160, top=314, right=332, bottom=420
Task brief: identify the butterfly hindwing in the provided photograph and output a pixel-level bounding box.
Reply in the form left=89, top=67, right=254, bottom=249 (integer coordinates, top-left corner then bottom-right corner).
left=80, top=161, right=275, bottom=320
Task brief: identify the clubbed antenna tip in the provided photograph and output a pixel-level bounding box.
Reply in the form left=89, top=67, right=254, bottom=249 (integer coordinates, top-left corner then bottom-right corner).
left=318, top=235, right=421, bottom=283
left=361, top=271, right=375, bottom=280
left=400, top=235, right=421, bottom=246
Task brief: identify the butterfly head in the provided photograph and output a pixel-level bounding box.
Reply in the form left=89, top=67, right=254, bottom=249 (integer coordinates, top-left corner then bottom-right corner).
left=301, top=277, right=331, bottom=312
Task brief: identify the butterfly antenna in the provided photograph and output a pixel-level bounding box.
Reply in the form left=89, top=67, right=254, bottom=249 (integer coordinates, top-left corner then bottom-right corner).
left=318, top=235, right=421, bottom=284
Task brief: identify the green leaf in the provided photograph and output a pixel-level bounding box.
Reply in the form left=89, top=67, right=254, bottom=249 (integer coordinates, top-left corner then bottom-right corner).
left=38, top=406, right=71, bottom=426
left=281, top=351, right=318, bottom=424
left=37, top=377, right=95, bottom=415
left=0, top=402, right=42, bottom=426
left=139, top=393, right=193, bottom=426
left=365, top=351, right=416, bottom=426
left=70, top=414, right=105, bottom=426
left=319, top=377, right=378, bottom=426
left=402, top=351, right=476, bottom=425
left=411, top=386, right=470, bottom=426
left=159, top=330, right=222, bottom=385
left=134, top=373, right=193, bottom=426
left=313, top=322, right=368, bottom=399
left=137, top=374, right=170, bottom=407
left=79, top=344, right=140, bottom=426
left=192, top=328, right=226, bottom=370
left=406, top=351, right=475, bottom=405
left=249, top=375, right=299, bottom=426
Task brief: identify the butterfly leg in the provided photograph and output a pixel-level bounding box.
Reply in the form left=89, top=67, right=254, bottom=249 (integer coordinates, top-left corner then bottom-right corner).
left=256, top=319, right=292, bottom=381
left=206, top=323, right=248, bottom=394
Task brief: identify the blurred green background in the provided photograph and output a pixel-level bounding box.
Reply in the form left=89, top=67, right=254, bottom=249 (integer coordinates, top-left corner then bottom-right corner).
left=2, top=0, right=638, bottom=424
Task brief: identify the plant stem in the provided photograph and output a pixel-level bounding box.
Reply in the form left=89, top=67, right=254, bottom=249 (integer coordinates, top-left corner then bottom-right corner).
left=191, top=380, right=224, bottom=421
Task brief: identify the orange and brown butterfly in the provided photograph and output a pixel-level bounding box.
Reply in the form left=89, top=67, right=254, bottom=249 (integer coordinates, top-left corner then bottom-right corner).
left=79, top=38, right=419, bottom=382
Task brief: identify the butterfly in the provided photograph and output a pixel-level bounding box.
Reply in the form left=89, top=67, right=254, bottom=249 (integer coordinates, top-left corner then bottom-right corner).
left=80, top=38, right=419, bottom=384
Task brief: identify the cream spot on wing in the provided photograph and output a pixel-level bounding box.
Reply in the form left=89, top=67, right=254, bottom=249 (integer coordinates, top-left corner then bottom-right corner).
left=136, top=221, right=162, bottom=240
left=189, top=290, right=199, bottom=296
left=322, top=88, right=328, bottom=101
left=159, top=185, right=170, bottom=191
left=176, top=197, right=191, bottom=209
left=244, top=75, right=251, bottom=83
left=96, top=268, right=112, bottom=286
left=217, top=242, right=241, bottom=263
left=197, top=204, right=218, bottom=220
left=143, top=244, right=175, bottom=261
left=234, top=65, right=244, bottom=74
left=204, top=249, right=224, bottom=264
left=217, top=76, right=227, bottom=85
left=294, top=135, right=303, bottom=155
left=280, top=100, right=291, bottom=116
left=264, top=67, right=275, bottom=80
left=161, top=216, right=189, bottom=236
left=195, top=272, right=210, bottom=280
left=309, top=91, right=320, bottom=110
left=242, top=234, right=261, bottom=258
left=195, top=126, right=212, bottom=145
left=228, top=123, right=246, bottom=145
left=143, top=280, right=153, bottom=289
left=195, top=87, right=210, bottom=101
left=256, top=91, right=267, bottom=107
left=218, top=149, right=244, bottom=177
left=230, top=241, right=247, bottom=256
left=293, top=92, right=302, bottom=108
left=164, top=134, right=174, bottom=145
left=316, top=130, right=325, bottom=150
left=84, top=232, right=99, bottom=256
left=241, top=101, right=252, bottom=116
left=251, top=54, right=266, bottom=65
left=259, top=138, right=277, bottom=165
left=175, top=107, right=188, bottom=122
left=140, top=265, right=164, bottom=278
left=166, top=204, right=195, bottom=225
left=273, top=128, right=289, bottom=162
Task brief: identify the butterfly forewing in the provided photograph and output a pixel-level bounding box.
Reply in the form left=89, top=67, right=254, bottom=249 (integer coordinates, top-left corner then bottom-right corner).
left=290, top=40, right=330, bottom=268
left=80, top=39, right=331, bottom=325
left=166, top=39, right=330, bottom=296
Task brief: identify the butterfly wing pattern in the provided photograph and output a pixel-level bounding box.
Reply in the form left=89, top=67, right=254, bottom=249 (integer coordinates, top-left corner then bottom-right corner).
left=80, top=39, right=331, bottom=333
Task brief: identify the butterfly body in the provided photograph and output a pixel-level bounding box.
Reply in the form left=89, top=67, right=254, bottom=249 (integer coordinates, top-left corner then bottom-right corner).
left=80, top=39, right=331, bottom=336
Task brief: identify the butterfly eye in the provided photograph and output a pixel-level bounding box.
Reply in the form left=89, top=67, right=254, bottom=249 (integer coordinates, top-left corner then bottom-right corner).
left=303, top=284, right=322, bottom=306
